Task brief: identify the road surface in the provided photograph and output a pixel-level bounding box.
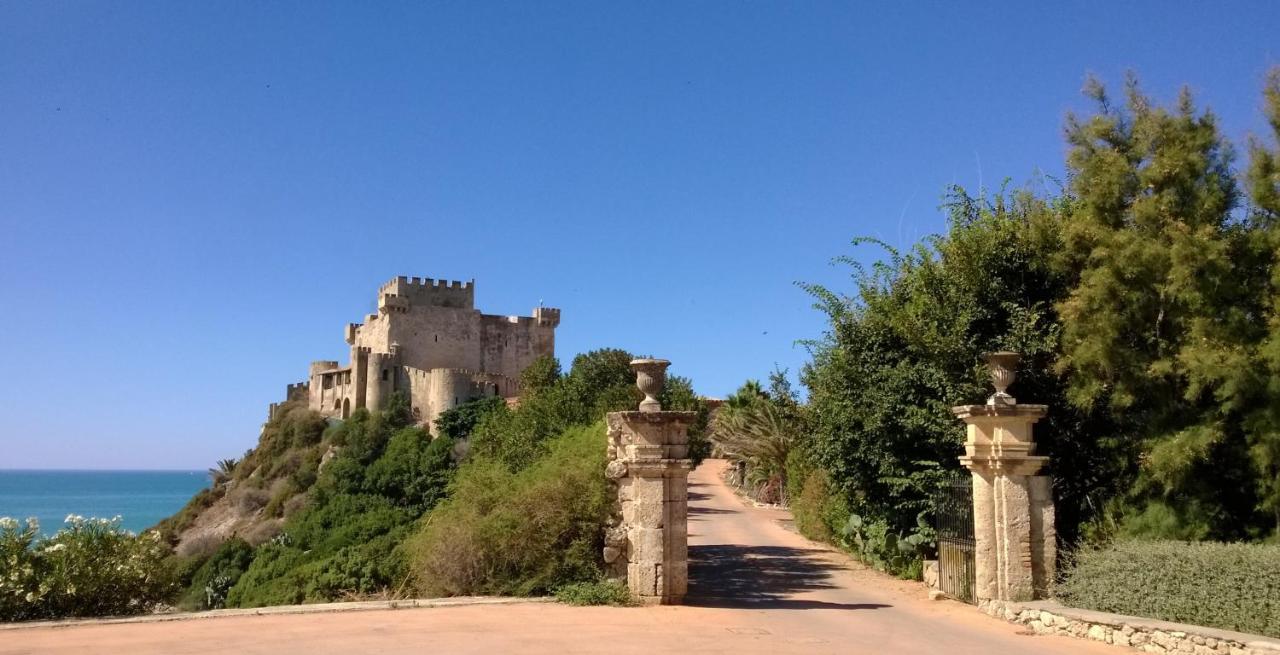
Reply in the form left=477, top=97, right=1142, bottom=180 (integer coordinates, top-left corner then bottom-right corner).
left=3, top=459, right=1117, bottom=654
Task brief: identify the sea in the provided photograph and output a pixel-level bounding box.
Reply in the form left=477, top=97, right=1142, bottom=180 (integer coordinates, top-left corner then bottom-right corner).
left=0, top=470, right=209, bottom=536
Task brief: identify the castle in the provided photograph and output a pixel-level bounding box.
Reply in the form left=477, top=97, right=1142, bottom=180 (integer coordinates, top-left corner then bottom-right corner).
left=270, top=276, right=560, bottom=428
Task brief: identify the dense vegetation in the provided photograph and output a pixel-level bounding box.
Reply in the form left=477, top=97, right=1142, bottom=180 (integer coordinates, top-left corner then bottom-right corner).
left=718, top=70, right=1280, bottom=586
left=0, top=516, right=175, bottom=621
left=1057, top=541, right=1280, bottom=637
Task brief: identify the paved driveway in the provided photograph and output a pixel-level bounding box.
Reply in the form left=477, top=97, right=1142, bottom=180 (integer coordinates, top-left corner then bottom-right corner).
left=2, top=460, right=1118, bottom=654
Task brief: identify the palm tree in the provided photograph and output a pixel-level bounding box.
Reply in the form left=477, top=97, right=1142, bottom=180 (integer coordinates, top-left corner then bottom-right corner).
left=208, top=458, right=239, bottom=485
left=711, top=401, right=797, bottom=504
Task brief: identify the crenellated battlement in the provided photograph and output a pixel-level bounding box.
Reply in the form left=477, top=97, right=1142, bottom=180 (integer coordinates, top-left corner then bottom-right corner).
left=377, top=276, right=475, bottom=310
left=533, top=306, right=562, bottom=328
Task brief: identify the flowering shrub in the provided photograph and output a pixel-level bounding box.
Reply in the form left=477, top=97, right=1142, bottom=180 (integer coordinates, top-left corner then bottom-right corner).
left=1, top=515, right=177, bottom=621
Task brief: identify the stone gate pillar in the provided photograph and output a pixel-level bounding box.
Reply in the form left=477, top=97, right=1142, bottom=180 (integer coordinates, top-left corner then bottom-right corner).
left=603, top=358, right=695, bottom=605
left=952, top=352, right=1055, bottom=603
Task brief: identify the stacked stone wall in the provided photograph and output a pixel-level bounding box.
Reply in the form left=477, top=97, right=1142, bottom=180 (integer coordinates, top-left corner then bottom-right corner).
left=982, top=600, right=1280, bottom=655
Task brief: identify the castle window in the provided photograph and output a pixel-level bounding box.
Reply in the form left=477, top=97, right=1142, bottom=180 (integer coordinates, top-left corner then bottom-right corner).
left=434, top=334, right=438, bottom=342
left=382, top=369, right=389, bottom=381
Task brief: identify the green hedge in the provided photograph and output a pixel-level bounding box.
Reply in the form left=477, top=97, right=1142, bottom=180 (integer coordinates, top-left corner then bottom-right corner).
left=1056, top=540, right=1280, bottom=638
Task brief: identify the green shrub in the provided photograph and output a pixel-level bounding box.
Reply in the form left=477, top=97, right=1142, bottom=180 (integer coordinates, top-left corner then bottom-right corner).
left=224, top=495, right=416, bottom=607
left=0, top=516, right=176, bottom=621
left=434, top=397, right=505, bottom=441
left=408, top=423, right=608, bottom=597
left=789, top=467, right=848, bottom=544
left=1057, top=540, right=1280, bottom=638
left=554, top=579, right=634, bottom=606
left=181, top=538, right=254, bottom=610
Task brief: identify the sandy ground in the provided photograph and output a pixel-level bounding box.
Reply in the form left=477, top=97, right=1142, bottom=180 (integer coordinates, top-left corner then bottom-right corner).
left=2, top=459, right=1120, bottom=654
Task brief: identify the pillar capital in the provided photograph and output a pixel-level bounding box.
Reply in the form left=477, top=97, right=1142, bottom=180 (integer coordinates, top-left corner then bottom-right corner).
left=952, top=403, right=1049, bottom=477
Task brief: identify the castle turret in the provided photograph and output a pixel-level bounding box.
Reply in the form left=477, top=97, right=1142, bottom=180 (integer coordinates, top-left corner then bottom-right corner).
left=365, top=351, right=392, bottom=411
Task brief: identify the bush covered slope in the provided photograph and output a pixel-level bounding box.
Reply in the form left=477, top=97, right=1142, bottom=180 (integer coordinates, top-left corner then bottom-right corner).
left=153, top=348, right=710, bottom=612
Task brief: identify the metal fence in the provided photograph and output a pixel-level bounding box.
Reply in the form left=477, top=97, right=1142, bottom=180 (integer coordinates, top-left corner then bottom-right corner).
left=935, top=476, right=976, bottom=604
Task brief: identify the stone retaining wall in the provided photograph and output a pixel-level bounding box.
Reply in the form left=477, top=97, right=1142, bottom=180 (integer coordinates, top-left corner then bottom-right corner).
left=980, top=599, right=1280, bottom=655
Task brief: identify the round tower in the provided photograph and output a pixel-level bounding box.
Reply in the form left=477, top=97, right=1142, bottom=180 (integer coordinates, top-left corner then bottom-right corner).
left=365, top=352, right=391, bottom=411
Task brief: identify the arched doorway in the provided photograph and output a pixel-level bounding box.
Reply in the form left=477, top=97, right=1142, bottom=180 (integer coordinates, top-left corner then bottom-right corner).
left=342, top=398, right=351, bottom=419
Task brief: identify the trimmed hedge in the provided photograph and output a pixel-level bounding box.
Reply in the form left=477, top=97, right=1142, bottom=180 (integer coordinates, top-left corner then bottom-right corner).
left=1056, top=540, right=1280, bottom=638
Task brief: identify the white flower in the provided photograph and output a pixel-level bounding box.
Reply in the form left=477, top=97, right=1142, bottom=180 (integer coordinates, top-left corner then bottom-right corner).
left=0, top=517, right=16, bottom=530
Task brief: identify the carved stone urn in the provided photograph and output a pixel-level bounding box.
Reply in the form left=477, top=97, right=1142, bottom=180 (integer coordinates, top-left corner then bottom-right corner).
left=983, top=351, right=1021, bottom=405
left=630, top=358, right=670, bottom=413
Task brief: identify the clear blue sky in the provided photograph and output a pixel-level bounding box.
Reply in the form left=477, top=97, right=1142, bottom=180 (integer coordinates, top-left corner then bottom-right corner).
left=2, top=2, right=1278, bottom=469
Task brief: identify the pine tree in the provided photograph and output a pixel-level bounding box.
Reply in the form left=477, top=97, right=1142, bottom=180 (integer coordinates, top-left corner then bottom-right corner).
left=1057, top=74, right=1273, bottom=538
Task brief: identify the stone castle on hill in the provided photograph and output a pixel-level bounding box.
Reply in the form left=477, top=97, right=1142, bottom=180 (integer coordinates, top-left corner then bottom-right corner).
left=270, top=276, right=560, bottom=428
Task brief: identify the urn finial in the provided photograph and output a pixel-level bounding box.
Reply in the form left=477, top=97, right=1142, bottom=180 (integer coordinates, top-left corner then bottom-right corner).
left=983, top=351, right=1021, bottom=406
left=630, top=358, right=670, bottom=413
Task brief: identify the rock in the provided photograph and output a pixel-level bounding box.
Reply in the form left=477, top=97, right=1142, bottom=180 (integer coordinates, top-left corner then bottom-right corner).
left=1087, top=625, right=1108, bottom=641
left=928, top=590, right=946, bottom=601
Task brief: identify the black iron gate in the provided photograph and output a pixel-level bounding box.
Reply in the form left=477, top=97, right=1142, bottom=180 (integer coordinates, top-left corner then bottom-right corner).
left=935, top=477, right=976, bottom=603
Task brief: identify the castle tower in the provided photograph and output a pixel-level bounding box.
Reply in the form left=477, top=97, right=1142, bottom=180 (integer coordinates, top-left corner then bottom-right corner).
left=365, top=351, right=393, bottom=411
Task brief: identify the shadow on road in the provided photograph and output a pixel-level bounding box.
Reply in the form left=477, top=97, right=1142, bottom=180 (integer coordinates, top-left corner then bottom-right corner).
left=686, top=544, right=892, bottom=611
left=688, top=487, right=740, bottom=516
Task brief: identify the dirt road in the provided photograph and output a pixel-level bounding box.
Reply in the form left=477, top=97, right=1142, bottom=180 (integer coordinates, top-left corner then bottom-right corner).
left=3, top=460, right=1117, bottom=654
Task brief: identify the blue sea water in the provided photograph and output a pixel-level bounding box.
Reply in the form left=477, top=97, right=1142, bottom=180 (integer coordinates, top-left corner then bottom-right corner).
left=0, top=470, right=208, bottom=535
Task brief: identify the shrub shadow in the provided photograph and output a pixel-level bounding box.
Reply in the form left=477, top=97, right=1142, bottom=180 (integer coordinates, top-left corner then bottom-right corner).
left=688, top=486, right=738, bottom=516
left=687, top=544, right=891, bottom=611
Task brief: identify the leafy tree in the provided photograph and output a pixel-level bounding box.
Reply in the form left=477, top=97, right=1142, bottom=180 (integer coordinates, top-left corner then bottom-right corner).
left=1057, top=75, right=1274, bottom=538
left=800, top=185, right=1114, bottom=562
left=434, top=396, right=504, bottom=441
left=519, top=355, right=562, bottom=396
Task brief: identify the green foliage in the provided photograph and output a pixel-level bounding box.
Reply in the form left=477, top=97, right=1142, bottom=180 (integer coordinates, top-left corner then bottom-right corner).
left=214, top=393, right=455, bottom=607
left=224, top=494, right=417, bottom=607
left=553, top=578, right=635, bottom=606
left=714, top=372, right=808, bottom=503
left=434, top=396, right=504, bottom=441
left=1057, top=540, right=1280, bottom=638
left=0, top=516, right=177, bottom=621
left=408, top=423, right=609, bottom=597
left=408, top=350, right=710, bottom=598
left=801, top=185, right=1101, bottom=549
left=519, top=354, right=562, bottom=396
left=835, top=512, right=932, bottom=579
left=787, top=461, right=849, bottom=545
left=469, top=348, right=642, bottom=470
left=795, top=70, right=1280, bottom=579
left=1055, top=75, right=1278, bottom=539
left=181, top=538, right=254, bottom=610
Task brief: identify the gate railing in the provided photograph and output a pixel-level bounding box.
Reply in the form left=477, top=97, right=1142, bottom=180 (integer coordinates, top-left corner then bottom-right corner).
left=935, top=476, right=976, bottom=604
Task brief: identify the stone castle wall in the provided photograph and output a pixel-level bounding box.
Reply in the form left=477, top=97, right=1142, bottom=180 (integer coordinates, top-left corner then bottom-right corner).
left=270, top=276, right=557, bottom=429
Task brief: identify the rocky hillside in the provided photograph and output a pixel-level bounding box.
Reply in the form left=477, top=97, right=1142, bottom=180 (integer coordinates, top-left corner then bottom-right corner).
left=155, top=401, right=333, bottom=557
